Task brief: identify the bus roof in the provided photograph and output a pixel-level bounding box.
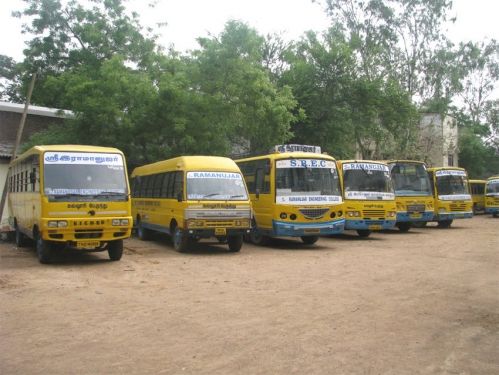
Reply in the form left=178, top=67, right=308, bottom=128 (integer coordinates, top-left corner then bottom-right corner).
left=385, top=160, right=427, bottom=166
left=131, top=156, right=242, bottom=177
left=236, top=152, right=336, bottom=163
left=427, top=167, right=466, bottom=172
left=469, top=179, right=486, bottom=184
left=11, top=145, right=125, bottom=165
left=486, top=175, right=499, bottom=181
left=338, top=159, right=389, bottom=166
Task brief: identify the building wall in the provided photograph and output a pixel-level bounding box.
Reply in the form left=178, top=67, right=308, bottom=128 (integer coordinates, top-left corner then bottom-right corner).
left=419, top=113, right=459, bottom=168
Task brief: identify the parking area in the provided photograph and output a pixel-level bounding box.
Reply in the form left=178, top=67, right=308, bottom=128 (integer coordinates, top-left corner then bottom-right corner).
left=1, top=215, right=498, bottom=374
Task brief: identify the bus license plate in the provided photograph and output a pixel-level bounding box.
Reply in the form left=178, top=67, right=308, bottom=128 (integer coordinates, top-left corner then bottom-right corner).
left=368, top=224, right=382, bottom=230
left=410, top=213, right=422, bottom=218
left=215, top=228, right=226, bottom=235
left=76, top=241, right=100, bottom=249
left=304, top=229, right=320, bottom=234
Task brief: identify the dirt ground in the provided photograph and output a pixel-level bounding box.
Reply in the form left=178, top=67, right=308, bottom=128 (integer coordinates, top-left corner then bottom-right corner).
left=1, top=215, right=498, bottom=375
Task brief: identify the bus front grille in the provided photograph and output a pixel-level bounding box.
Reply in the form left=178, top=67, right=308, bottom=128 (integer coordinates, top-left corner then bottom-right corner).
left=299, top=208, right=329, bottom=219
left=363, top=210, right=385, bottom=218
left=407, top=204, right=425, bottom=213
left=75, top=229, right=103, bottom=239
left=450, top=203, right=467, bottom=212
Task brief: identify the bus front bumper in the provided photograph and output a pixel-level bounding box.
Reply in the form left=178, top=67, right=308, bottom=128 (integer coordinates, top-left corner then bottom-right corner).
left=345, top=219, right=396, bottom=231
left=484, top=207, right=499, bottom=214
left=272, top=219, right=345, bottom=237
left=396, top=211, right=434, bottom=222
left=434, top=211, right=473, bottom=221
left=186, top=228, right=251, bottom=238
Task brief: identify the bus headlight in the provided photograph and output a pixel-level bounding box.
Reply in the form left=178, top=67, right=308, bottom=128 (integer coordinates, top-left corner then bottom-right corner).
left=280, top=212, right=288, bottom=219
left=439, top=207, right=446, bottom=213
left=347, top=211, right=360, bottom=217
left=112, top=219, right=129, bottom=226
left=48, top=220, right=68, bottom=228
left=388, top=211, right=396, bottom=218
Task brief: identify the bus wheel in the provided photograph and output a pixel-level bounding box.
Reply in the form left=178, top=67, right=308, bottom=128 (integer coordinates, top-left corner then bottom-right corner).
left=301, top=236, right=319, bottom=245
left=396, top=223, right=411, bottom=233
left=437, top=220, right=453, bottom=228
left=357, top=230, right=371, bottom=238
left=249, top=229, right=269, bottom=246
left=137, top=221, right=152, bottom=241
left=173, top=227, right=190, bottom=253
left=15, top=226, right=28, bottom=247
left=108, top=240, right=123, bottom=261
left=227, top=235, right=243, bottom=252
left=36, top=234, right=52, bottom=264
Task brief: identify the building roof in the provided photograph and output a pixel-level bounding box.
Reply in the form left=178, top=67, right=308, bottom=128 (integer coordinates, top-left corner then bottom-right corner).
left=0, top=101, right=74, bottom=118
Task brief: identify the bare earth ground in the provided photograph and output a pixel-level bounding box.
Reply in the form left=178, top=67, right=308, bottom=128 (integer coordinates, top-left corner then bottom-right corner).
left=1, top=216, right=498, bottom=375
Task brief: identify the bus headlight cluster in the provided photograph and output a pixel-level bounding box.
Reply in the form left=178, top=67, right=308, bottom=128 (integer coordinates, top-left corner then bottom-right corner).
left=388, top=211, right=396, bottom=218
left=112, top=219, right=129, bottom=226
left=187, top=220, right=204, bottom=228
left=48, top=220, right=68, bottom=228
left=438, top=207, right=446, bottom=213
left=347, top=211, right=360, bottom=217
left=330, top=210, right=343, bottom=218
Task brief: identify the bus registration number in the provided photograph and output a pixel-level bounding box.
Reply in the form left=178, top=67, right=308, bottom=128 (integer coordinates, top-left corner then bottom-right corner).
left=76, top=241, right=100, bottom=249
left=368, top=224, right=382, bottom=230
left=215, top=228, right=226, bottom=235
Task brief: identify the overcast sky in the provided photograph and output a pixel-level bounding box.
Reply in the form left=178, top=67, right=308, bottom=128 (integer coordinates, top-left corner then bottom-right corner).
left=0, top=0, right=498, bottom=60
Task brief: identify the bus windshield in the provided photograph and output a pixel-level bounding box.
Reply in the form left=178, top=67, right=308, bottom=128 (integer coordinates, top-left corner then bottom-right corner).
left=43, top=152, right=128, bottom=200
left=275, top=159, right=342, bottom=205
left=342, top=162, right=394, bottom=200
left=390, top=163, right=431, bottom=196
left=485, top=179, right=499, bottom=195
left=186, top=171, right=248, bottom=201
left=436, top=175, right=469, bottom=195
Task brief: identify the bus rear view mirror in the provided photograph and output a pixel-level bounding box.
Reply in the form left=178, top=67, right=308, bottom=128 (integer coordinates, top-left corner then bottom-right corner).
left=255, top=189, right=260, bottom=199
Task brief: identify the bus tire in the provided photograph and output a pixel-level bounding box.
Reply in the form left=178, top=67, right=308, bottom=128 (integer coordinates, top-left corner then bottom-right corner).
left=227, top=235, right=243, bottom=252
left=15, top=226, right=28, bottom=247
left=108, top=240, right=123, bottom=261
left=36, top=234, right=52, bottom=264
left=396, top=222, right=411, bottom=233
left=137, top=221, right=152, bottom=241
left=357, top=229, right=371, bottom=238
left=173, top=226, right=190, bottom=253
left=437, top=220, right=453, bottom=228
left=301, top=236, right=319, bottom=245
left=249, top=229, right=269, bottom=246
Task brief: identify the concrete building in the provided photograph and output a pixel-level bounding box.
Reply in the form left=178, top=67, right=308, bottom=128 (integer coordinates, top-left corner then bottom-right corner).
left=419, top=113, right=459, bottom=168
left=0, top=101, right=72, bottom=231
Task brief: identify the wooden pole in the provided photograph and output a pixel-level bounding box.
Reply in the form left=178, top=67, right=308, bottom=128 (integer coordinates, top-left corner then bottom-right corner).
left=0, top=72, right=37, bottom=234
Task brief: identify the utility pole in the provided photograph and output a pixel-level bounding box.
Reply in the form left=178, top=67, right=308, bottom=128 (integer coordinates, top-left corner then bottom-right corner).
left=0, top=72, right=37, bottom=235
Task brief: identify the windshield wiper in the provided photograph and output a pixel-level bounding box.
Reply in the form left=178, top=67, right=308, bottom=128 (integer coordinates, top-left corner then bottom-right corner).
left=98, top=191, right=126, bottom=196
left=203, top=193, right=221, bottom=198
left=229, top=194, right=246, bottom=198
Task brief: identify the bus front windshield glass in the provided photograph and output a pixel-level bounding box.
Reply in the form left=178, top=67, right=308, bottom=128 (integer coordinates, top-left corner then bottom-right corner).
left=43, top=152, right=128, bottom=201
left=485, top=179, right=499, bottom=195
left=435, top=173, right=469, bottom=196
left=186, top=172, right=248, bottom=200
left=390, top=163, right=431, bottom=196
left=342, top=162, right=394, bottom=200
left=275, top=159, right=342, bottom=205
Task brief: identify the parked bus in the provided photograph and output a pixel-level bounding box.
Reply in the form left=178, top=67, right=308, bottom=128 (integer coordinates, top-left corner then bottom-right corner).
left=337, top=160, right=397, bottom=237
left=131, top=156, right=251, bottom=252
left=484, top=175, right=499, bottom=217
left=387, top=160, right=434, bottom=232
left=8, top=145, right=132, bottom=263
left=235, top=145, right=344, bottom=245
left=469, top=179, right=486, bottom=213
left=426, top=167, right=473, bottom=227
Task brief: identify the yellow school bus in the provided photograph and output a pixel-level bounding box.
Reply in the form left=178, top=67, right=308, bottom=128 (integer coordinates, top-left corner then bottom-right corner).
left=426, top=167, right=473, bottom=227
left=235, top=144, right=344, bottom=245
left=131, top=156, right=251, bottom=252
left=484, top=175, right=499, bottom=217
left=469, top=179, right=486, bottom=213
left=337, top=160, right=397, bottom=237
left=8, top=145, right=132, bottom=263
left=387, top=160, right=434, bottom=232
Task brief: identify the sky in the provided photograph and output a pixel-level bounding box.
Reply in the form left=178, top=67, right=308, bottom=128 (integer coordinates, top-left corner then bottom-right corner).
left=1, top=0, right=498, bottom=61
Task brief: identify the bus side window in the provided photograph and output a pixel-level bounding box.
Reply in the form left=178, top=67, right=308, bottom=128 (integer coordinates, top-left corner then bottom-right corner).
left=30, top=168, right=36, bottom=192
left=160, top=173, right=170, bottom=198
left=153, top=174, right=163, bottom=198
left=255, top=168, right=265, bottom=194
left=173, top=171, right=183, bottom=199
